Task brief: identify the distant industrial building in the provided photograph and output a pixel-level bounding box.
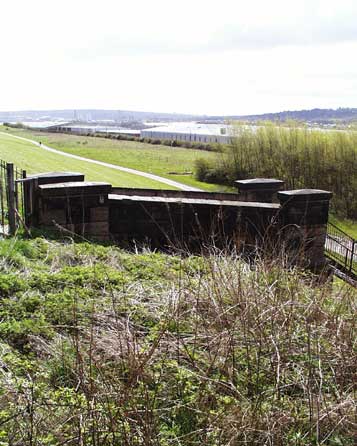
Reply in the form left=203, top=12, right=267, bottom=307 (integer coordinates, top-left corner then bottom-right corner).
left=26, top=122, right=141, bottom=137
left=141, top=123, right=233, bottom=144
left=15, top=120, right=234, bottom=143
left=57, top=125, right=140, bottom=137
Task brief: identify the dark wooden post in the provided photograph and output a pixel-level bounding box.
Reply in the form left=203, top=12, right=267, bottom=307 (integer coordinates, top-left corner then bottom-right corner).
left=235, top=178, right=285, bottom=203
left=38, top=181, right=111, bottom=240
left=22, top=172, right=85, bottom=228
left=6, top=163, right=16, bottom=235
left=277, top=189, right=333, bottom=271
left=21, top=170, right=27, bottom=218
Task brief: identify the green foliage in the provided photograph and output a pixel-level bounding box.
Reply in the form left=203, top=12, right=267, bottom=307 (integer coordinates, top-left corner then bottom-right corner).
left=0, top=238, right=51, bottom=271
left=196, top=123, right=357, bottom=218
left=0, top=237, right=355, bottom=444
left=0, top=274, right=26, bottom=296
left=195, top=158, right=234, bottom=184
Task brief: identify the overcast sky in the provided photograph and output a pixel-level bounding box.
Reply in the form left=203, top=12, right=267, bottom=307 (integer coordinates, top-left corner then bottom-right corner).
left=1, top=0, right=357, bottom=115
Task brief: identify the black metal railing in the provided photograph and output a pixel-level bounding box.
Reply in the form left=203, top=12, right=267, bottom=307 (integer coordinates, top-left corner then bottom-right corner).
left=325, top=222, right=357, bottom=278
left=0, top=160, right=26, bottom=235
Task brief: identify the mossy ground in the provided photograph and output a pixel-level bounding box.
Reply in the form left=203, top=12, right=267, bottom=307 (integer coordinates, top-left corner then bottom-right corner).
left=0, top=236, right=355, bottom=445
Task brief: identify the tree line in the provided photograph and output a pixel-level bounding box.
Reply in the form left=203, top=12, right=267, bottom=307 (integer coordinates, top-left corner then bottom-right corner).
left=196, top=123, right=357, bottom=219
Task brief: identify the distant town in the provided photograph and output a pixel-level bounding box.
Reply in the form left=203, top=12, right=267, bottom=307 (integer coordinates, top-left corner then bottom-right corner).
left=1, top=107, right=357, bottom=145
left=1, top=106, right=357, bottom=126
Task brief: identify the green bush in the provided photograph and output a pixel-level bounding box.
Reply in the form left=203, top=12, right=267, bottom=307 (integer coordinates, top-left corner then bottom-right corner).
left=0, top=274, right=26, bottom=296
left=0, top=237, right=355, bottom=444
left=195, top=158, right=233, bottom=184
left=1, top=241, right=356, bottom=444
left=195, top=123, right=357, bottom=219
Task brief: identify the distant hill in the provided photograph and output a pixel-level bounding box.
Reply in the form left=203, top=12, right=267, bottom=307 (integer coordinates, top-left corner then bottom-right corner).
left=209, top=108, right=357, bottom=124
left=1, top=107, right=357, bottom=125
left=0, top=109, right=204, bottom=123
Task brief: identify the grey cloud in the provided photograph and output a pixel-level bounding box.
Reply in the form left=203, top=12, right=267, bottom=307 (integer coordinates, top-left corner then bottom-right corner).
left=209, top=17, right=357, bottom=51
left=69, top=10, right=357, bottom=59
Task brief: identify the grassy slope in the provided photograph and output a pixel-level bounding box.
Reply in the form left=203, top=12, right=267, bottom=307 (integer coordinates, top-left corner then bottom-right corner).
left=0, top=237, right=355, bottom=444
left=330, top=215, right=357, bottom=239
left=1, top=127, right=354, bottom=234
left=0, top=126, right=222, bottom=191
left=0, top=130, right=172, bottom=189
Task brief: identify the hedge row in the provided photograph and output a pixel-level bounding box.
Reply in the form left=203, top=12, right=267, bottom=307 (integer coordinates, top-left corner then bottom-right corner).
left=196, top=124, right=357, bottom=219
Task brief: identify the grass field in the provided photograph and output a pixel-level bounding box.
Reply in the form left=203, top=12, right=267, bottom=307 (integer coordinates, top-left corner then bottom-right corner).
left=0, top=126, right=222, bottom=191
left=0, top=130, right=177, bottom=189
left=1, top=126, right=355, bottom=236
left=330, top=215, right=357, bottom=239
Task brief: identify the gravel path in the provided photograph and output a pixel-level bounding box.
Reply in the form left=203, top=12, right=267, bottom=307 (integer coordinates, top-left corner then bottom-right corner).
left=0, top=132, right=203, bottom=192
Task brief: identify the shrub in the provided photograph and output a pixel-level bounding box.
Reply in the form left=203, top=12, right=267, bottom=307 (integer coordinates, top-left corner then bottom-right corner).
left=195, top=158, right=232, bottom=184
left=0, top=241, right=355, bottom=444
left=196, top=123, right=357, bottom=219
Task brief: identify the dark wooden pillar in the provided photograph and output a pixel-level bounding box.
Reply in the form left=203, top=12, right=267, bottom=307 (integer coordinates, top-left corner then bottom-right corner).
left=277, top=189, right=333, bottom=270
left=235, top=178, right=285, bottom=203
left=6, top=163, right=16, bottom=235
left=38, top=181, right=111, bottom=240
left=23, top=172, right=85, bottom=228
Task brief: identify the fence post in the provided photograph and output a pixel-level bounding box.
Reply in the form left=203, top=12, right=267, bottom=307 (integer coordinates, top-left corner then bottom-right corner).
left=21, top=170, right=27, bottom=218
left=0, top=160, right=5, bottom=229
left=277, top=189, right=333, bottom=272
left=235, top=178, right=285, bottom=203
left=350, top=240, right=355, bottom=273
left=6, top=163, right=16, bottom=235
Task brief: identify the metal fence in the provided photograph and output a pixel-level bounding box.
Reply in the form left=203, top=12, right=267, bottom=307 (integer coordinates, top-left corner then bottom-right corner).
left=0, top=160, right=26, bottom=235
left=325, top=222, right=357, bottom=279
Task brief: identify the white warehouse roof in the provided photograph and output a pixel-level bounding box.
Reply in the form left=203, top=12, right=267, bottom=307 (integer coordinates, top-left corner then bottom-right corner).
left=143, top=122, right=233, bottom=136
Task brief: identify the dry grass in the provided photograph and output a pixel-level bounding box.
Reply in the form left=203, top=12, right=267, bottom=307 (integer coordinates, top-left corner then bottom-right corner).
left=0, top=239, right=355, bottom=445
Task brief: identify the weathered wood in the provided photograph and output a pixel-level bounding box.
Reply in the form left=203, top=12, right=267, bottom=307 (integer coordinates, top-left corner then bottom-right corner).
left=278, top=189, right=333, bottom=270
left=6, top=163, right=16, bottom=235
left=90, top=207, right=109, bottom=222
left=20, top=171, right=334, bottom=271
left=235, top=178, right=285, bottom=203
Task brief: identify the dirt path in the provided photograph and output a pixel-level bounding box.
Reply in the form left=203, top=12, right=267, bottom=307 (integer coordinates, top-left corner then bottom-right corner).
left=0, top=132, right=203, bottom=192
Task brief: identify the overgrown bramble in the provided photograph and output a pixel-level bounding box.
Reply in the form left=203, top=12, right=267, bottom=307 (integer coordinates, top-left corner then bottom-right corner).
left=0, top=237, right=355, bottom=445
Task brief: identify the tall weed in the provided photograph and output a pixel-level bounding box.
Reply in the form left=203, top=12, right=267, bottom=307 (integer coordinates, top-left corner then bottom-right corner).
left=196, top=123, right=357, bottom=219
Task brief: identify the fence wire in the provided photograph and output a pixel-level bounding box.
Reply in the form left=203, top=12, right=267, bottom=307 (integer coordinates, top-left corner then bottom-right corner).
left=326, top=222, right=357, bottom=277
